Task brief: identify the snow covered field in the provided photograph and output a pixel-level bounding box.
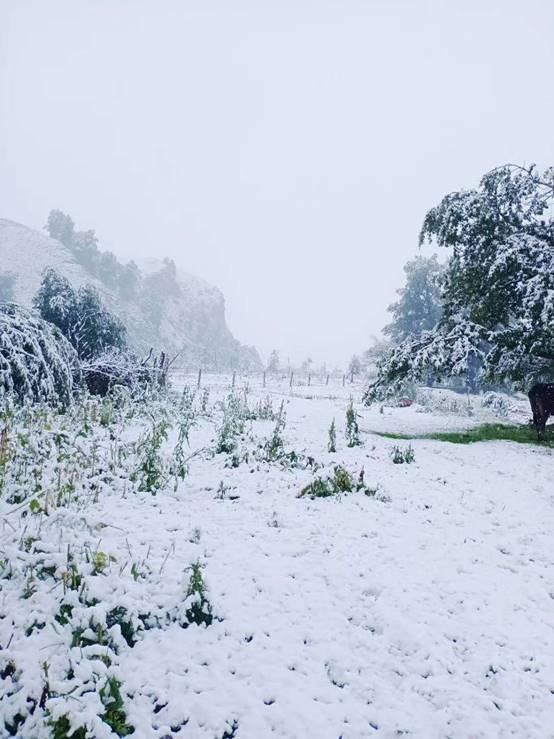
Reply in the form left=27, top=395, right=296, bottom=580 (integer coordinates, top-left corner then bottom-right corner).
left=1, top=375, right=553, bottom=739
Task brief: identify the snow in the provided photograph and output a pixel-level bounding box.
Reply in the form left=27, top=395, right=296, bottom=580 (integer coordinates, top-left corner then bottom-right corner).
left=1, top=376, right=553, bottom=738
left=0, top=218, right=94, bottom=306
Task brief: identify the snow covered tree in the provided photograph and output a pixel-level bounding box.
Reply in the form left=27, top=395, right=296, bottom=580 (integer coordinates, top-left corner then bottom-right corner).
left=0, top=304, right=78, bottom=404
left=267, top=350, right=280, bottom=374
left=141, top=259, right=181, bottom=330
left=300, top=357, right=313, bottom=375
left=0, top=272, right=16, bottom=303
left=71, top=228, right=100, bottom=272
left=383, top=255, right=443, bottom=343
left=118, top=260, right=141, bottom=299
left=365, top=164, right=554, bottom=402
left=76, top=284, right=127, bottom=359
left=348, top=355, right=362, bottom=379
left=34, top=269, right=126, bottom=360
left=45, top=209, right=75, bottom=247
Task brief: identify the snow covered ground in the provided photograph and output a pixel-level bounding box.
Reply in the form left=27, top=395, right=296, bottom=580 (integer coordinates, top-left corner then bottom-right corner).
left=1, top=375, right=553, bottom=738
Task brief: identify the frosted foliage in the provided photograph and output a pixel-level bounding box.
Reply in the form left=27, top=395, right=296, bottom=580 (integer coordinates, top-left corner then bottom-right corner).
left=366, top=164, right=554, bottom=401
left=0, top=304, right=77, bottom=404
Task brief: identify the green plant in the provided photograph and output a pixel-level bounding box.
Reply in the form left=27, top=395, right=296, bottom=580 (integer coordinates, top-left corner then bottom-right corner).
left=379, top=423, right=554, bottom=447
left=328, top=418, right=337, bottom=453
left=263, top=401, right=286, bottom=461
left=391, top=444, right=415, bottom=464
left=100, top=677, right=134, bottom=736
left=215, top=393, right=245, bottom=454
left=299, top=465, right=378, bottom=499
left=345, top=398, right=362, bottom=447
left=136, top=419, right=169, bottom=492
left=183, top=562, right=214, bottom=627
left=91, top=550, right=110, bottom=575
left=254, top=396, right=275, bottom=421
left=50, top=716, right=87, bottom=739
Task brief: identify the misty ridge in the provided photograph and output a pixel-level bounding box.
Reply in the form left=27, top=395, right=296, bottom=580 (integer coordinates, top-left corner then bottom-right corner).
left=1, top=3, right=554, bottom=739
left=0, top=212, right=261, bottom=373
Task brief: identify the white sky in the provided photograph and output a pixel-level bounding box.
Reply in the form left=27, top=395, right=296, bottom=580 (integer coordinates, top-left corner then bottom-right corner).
left=1, top=0, right=553, bottom=365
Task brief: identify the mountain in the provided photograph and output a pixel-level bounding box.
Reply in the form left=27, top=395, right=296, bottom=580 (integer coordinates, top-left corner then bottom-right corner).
left=0, top=218, right=261, bottom=370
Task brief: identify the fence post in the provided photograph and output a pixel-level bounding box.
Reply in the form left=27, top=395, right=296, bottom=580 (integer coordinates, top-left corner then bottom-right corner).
left=342, top=374, right=345, bottom=387
left=232, top=370, right=236, bottom=388
left=197, top=367, right=202, bottom=389
left=263, top=371, right=266, bottom=388
left=308, top=373, right=311, bottom=386
left=289, top=372, right=294, bottom=388
left=326, top=374, right=330, bottom=386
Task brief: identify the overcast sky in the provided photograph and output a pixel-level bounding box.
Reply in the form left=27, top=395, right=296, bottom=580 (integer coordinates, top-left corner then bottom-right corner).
left=1, top=1, right=553, bottom=365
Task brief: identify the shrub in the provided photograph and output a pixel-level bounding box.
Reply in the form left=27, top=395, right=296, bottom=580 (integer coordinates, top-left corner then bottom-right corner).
left=391, top=444, right=415, bottom=464
left=215, top=393, right=245, bottom=454
left=81, top=349, right=166, bottom=397
left=299, top=465, right=367, bottom=499
left=0, top=303, right=78, bottom=404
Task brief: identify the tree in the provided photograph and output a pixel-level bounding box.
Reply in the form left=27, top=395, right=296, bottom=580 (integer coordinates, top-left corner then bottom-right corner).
left=118, top=261, right=141, bottom=299
left=348, top=355, right=362, bottom=379
left=45, top=209, right=75, bottom=247
left=0, top=272, right=16, bottom=303
left=267, top=349, right=280, bottom=374
left=34, top=268, right=126, bottom=360
left=141, top=259, right=181, bottom=330
left=365, top=164, right=554, bottom=402
left=76, top=284, right=127, bottom=359
left=383, top=255, right=443, bottom=343
left=300, top=356, right=313, bottom=375
left=71, top=228, right=100, bottom=271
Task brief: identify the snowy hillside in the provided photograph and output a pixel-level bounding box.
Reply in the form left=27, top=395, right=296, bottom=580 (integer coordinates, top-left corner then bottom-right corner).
left=0, top=219, right=261, bottom=370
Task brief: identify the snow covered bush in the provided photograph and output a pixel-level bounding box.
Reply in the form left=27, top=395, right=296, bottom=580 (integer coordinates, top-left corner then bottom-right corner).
left=0, top=303, right=78, bottom=404
left=481, top=391, right=512, bottom=417
left=81, top=349, right=167, bottom=397
left=390, top=444, right=415, bottom=464
left=298, top=465, right=370, bottom=499
left=365, top=164, right=554, bottom=402
left=415, top=388, right=474, bottom=416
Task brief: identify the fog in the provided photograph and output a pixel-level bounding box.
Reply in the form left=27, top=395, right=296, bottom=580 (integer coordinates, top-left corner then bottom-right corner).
left=1, top=0, right=553, bottom=365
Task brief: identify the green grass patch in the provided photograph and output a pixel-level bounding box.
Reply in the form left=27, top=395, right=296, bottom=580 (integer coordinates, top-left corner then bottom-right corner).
left=376, top=424, right=554, bottom=448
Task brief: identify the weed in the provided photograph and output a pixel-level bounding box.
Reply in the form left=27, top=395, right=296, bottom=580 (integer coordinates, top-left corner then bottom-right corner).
left=215, top=393, right=245, bottom=454
left=391, top=444, right=415, bottom=464
left=182, top=562, right=214, bottom=627
left=345, top=398, right=362, bottom=447
left=135, top=419, right=169, bottom=492
left=50, top=716, right=87, bottom=739
left=328, top=418, right=337, bottom=453
left=100, top=677, right=134, bottom=736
